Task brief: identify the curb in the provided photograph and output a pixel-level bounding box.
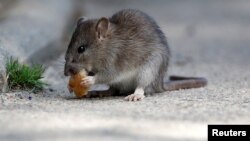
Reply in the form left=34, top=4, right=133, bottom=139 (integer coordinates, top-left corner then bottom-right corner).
left=0, top=0, right=74, bottom=91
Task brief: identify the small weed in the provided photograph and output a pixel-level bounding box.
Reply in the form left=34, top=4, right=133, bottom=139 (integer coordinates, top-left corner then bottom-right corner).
left=5, top=58, right=47, bottom=92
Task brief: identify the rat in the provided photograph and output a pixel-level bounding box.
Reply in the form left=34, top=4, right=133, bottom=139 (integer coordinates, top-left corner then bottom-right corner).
left=64, top=9, right=207, bottom=101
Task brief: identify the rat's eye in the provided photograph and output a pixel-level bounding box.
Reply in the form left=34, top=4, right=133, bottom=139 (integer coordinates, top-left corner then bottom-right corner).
left=78, top=45, right=86, bottom=53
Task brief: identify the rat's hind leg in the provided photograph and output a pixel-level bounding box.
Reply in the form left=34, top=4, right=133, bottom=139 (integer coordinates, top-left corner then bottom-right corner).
left=124, top=87, right=145, bottom=101
left=124, top=53, right=163, bottom=101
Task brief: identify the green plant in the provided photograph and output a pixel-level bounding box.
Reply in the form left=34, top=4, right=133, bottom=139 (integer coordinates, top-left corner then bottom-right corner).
left=6, top=58, right=47, bottom=92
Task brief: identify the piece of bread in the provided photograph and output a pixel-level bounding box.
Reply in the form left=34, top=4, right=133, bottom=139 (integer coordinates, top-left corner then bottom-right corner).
left=68, top=70, right=90, bottom=98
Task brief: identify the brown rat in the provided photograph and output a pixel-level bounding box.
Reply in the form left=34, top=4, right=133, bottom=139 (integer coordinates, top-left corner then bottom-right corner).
left=64, top=9, right=207, bottom=101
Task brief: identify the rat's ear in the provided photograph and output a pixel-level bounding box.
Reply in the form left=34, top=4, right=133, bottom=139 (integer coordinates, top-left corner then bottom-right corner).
left=77, top=16, right=87, bottom=26
left=96, top=17, right=109, bottom=40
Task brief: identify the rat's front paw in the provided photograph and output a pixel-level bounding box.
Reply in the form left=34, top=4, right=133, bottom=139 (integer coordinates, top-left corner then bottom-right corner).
left=125, top=93, right=145, bottom=101
left=81, top=76, right=95, bottom=86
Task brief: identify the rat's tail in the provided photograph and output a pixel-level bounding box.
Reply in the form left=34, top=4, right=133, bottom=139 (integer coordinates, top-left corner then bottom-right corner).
left=164, top=75, right=207, bottom=91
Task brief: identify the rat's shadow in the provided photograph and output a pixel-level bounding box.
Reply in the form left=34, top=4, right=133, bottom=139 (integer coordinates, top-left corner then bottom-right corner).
left=64, top=90, right=126, bottom=101
left=64, top=89, right=163, bottom=101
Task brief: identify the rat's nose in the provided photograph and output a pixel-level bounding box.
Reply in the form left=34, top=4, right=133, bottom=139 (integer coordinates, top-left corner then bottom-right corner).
left=64, top=63, right=78, bottom=76
left=64, top=70, right=69, bottom=76
left=64, top=68, right=77, bottom=76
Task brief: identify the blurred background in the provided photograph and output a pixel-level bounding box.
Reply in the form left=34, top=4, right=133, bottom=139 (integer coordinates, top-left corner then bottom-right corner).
left=0, top=0, right=249, bottom=141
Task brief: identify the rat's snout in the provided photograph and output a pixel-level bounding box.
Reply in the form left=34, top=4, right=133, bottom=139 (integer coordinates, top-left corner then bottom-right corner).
left=64, top=63, right=79, bottom=76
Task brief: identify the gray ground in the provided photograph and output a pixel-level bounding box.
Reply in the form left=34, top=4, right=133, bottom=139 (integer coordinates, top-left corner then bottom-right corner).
left=0, top=0, right=250, bottom=141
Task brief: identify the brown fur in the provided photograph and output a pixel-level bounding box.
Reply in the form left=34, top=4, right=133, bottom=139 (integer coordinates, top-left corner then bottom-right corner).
left=65, top=9, right=206, bottom=96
